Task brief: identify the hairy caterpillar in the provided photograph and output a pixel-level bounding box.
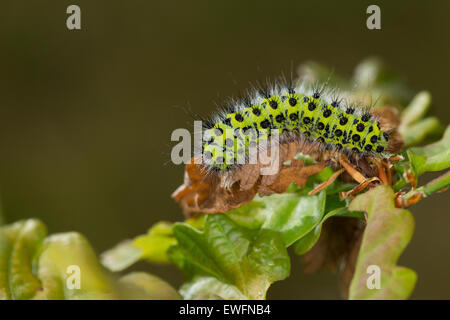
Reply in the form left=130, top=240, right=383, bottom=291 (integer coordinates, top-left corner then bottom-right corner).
left=199, top=79, right=393, bottom=174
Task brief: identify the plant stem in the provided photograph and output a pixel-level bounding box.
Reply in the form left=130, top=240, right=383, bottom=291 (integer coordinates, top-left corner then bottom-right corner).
left=402, top=170, right=450, bottom=204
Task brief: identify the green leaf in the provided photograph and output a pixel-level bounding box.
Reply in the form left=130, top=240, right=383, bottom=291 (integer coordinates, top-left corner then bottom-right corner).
left=101, top=216, right=205, bottom=272
left=348, top=186, right=417, bottom=300
left=400, top=91, right=432, bottom=128
left=407, top=125, right=450, bottom=176
left=133, top=222, right=177, bottom=264
left=118, top=272, right=181, bottom=300
left=0, top=219, right=179, bottom=300
left=180, top=276, right=247, bottom=300
left=100, top=240, right=143, bottom=272
left=398, top=91, right=444, bottom=146
left=169, top=220, right=231, bottom=282
left=224, top=168, right=355, bottom=258
left=294, top=207, right=364, bottom=255
left=35, top=232, right=120, bottom=299
left=168, top=214, right=289, bottom=299
left=0, top=219, right=46, bottom=300
left=37, top=232, right=179, bottom=299
left=227, top=191, right=327, bottom=246
left=402, top=117, right=441, bottom=147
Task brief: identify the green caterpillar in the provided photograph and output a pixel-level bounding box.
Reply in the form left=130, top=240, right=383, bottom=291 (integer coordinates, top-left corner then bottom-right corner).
left=201, top=82, right=390, bottom=172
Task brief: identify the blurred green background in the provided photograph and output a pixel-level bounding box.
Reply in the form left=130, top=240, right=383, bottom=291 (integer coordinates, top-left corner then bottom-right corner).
left=0, top=0, right=449, bottom=299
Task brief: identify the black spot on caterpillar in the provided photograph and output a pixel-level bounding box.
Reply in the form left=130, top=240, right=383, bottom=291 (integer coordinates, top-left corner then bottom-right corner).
left=199, top=80, right=390, bottom=173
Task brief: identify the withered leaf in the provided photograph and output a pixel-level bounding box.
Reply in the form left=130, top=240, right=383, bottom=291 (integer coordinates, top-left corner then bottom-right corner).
left=172, top=142, right=325, bottom=217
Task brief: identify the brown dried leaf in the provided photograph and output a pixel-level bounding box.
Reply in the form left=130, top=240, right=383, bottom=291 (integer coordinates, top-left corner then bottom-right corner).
left=172, top=142, right=325, bottom=217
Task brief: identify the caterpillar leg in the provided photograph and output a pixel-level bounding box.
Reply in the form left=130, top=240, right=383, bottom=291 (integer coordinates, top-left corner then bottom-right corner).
left=383, top=159, right=392, bottom=186
left=340, top=177, right=381, bottom=199
left=338, top=154, right=366, bottom=184
left=389, top=155, right=404, bottom=162
left=369, top=158, right=389, bottom=185
left=308, top=168, right=345, bottom=195
left=338, top=154, right=380, bottom=199
left=308, top=154, right=392, bottom=198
